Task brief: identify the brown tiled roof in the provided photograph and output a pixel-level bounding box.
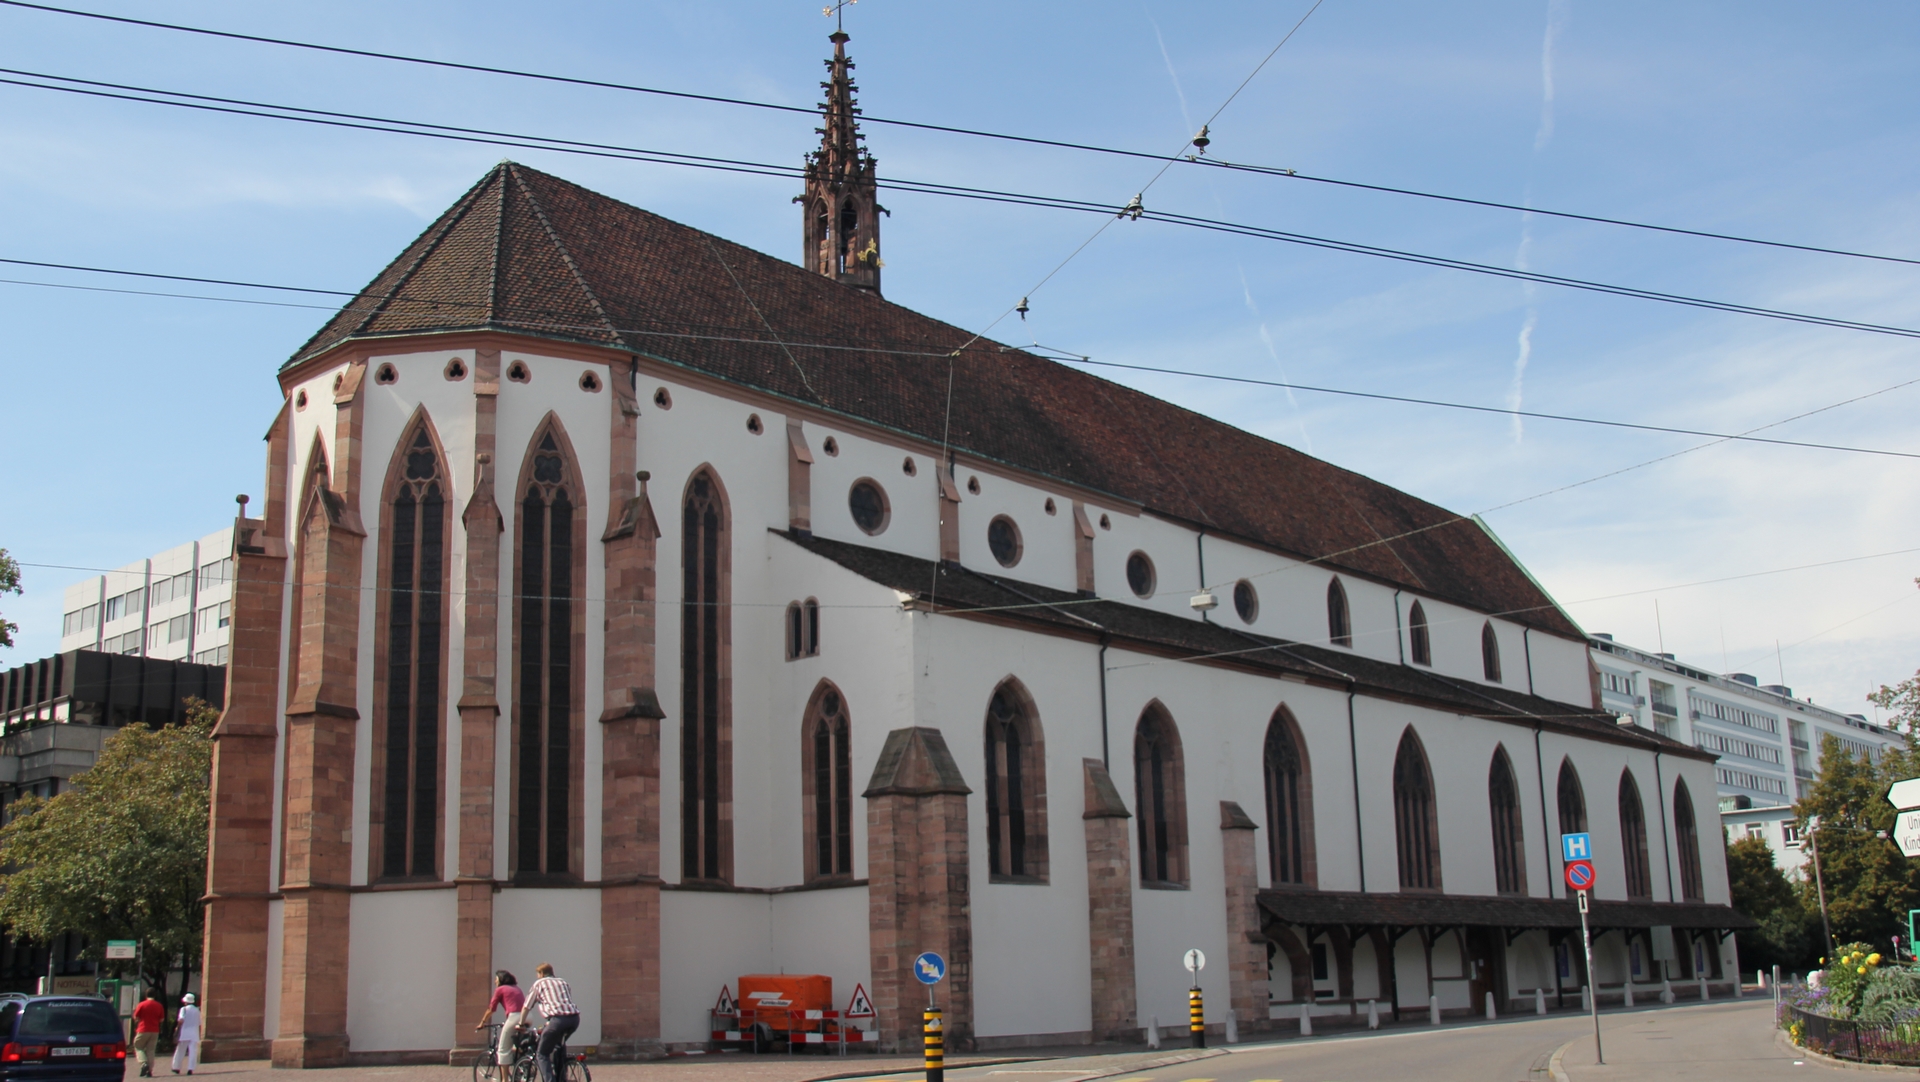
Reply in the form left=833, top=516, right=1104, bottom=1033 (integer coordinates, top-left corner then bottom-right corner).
left=1258, top=889, right=1756, bottom=931
left=289, top=162, right=1582, bottom=636
left=783, top=531, right=1710, bottom=762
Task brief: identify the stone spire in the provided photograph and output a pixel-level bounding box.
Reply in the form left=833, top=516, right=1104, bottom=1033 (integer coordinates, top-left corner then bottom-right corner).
left=800, top=30, right=883, bottom=294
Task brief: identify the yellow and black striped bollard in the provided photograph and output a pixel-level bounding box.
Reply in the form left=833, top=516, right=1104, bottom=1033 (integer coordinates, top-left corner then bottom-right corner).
left=924, top=1006, right=944, bottom=1082
left=1189, top=985, right=1205, bottom=1048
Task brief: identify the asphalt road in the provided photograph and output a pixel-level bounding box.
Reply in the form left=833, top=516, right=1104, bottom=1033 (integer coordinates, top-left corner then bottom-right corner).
left=917, top=999, right=1879, bottom=1082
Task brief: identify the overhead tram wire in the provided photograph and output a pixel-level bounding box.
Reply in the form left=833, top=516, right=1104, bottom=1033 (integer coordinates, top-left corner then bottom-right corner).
left=24, top=541, right=1920, bottom=645
left=4, top=0, right=1917, bottom=270
left=5, top=253, right=1920, bottom=464
left=8, top=68, right=1920, bottom=346
left=1195, top=369, right=1920, bottom=603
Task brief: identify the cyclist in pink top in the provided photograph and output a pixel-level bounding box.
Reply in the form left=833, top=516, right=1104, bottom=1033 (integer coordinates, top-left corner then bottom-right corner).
left=474, top=970, right=527, bottom=1066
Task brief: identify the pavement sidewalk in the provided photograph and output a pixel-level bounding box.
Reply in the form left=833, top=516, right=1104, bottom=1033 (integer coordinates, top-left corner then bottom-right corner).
left=178, top=1044, right=1222, bottom=1082
left=1555, top=999, right=1916, bottom=1080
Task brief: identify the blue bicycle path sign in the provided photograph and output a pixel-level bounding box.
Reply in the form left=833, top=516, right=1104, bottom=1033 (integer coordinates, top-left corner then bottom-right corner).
left=913, top=951, right=947, bottom=985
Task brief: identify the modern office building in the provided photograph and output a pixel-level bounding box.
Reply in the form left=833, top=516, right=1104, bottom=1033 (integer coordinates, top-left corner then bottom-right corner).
left=59, top=527, right=235, bottom=666
left=0, top=649, right=224, bottom=992
left=1590, top=633, right=1902, bottom=823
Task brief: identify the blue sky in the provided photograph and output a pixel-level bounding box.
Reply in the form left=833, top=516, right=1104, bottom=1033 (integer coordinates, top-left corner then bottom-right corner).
left=3, top=0, right=1918, bottom=719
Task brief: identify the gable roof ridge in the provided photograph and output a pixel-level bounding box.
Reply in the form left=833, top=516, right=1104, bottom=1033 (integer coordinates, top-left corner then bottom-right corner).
left=486, top=162, right=508, bottom=329
left=504, top=164, right=621, bottom=343
left=283, top=165, right=504, bottom=366
left=348, top=167, right=499, bottom=339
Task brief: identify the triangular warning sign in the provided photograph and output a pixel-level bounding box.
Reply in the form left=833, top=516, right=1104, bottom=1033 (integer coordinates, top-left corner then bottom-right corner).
left=846, top=982, right=876, bottom=1018
left=714, top=985, right=737, bottom=1014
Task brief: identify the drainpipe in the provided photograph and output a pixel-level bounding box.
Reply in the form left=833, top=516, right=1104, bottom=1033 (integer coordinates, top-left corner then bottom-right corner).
left=1195, top=531, right=1209, bottom=623
left=1523, top=628, right=1536, bottom=696
left=1392, top=590, right=1405, bottom=665
left=1348, top=690, right=1366, bottom=893
left=1534, top=722, right=1554, bottom=899
left=1655, top=751, right=1674, bottom=903
left=1097, top=637, right=1112, bottom=769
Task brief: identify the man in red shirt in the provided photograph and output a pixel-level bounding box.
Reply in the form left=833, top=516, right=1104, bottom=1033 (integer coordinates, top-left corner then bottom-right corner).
left=131, top=991, right=163, bottom=1078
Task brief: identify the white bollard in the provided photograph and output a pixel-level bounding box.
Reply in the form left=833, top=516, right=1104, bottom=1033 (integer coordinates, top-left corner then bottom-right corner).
left=1485, top=991, right=1496, bottom=1021
left=1661, top=978, right=1674, bottom=1005
left=1758, top=970, right=1767, bottom=990
left=1624, top=981, right=1635, bottom=1008
left=1368, top=999, right=1380, bottom=1030
left=1535, top=987, right=1546, bottom=1016
left=1581, top=985, right=1592, bottom=1012
left=1300, top=1001, right=1313, bottom=1036
left=1699, top=977, right=1709, bottom=1002
left=1430, top=994, right=1441, bottom=1025
left=1226, top=1012, right=1238, bottom=1044
left=1146, top=1015, right=1160, bottom=1049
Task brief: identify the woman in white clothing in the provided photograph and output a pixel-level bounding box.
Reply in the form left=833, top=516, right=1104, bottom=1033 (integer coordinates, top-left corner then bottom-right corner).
left=171, top=993, right=200, bottom=1075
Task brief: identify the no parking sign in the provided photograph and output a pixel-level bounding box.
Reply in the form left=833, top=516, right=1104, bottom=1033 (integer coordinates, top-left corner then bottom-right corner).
left=1564, top=859, right=1595, bottom=892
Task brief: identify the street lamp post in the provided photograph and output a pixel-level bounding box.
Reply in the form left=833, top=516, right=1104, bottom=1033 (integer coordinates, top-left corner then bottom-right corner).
left=1808, top=815, right=1836, bottom=962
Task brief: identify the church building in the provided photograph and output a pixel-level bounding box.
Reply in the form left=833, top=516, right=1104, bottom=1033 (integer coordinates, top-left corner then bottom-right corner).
left=199, top=32, right=1750, bottom=1067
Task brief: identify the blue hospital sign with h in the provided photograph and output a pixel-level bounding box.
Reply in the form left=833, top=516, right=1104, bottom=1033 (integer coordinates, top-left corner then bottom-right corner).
left=1561, top=832, right=1592, bottom=862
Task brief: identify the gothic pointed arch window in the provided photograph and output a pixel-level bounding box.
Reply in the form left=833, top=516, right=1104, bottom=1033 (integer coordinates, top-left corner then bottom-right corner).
left=285, top=435, right=332, bottom=708
left=1557, top=759, right=1588, bottom=836
left=1619, top=769, right=1654, bottom=900
left=984, top=679, right=1049, bottom=882
left=1134, top=703, right=1189, bottom=887
left=374, top=416, right=450, bottom=881
left=838, top=200, right=860, bottom=273
left=1408, top=601, right=1431, bottom=666
left=1674, top=776, right=1705, bottom=903
left=512, top=419, right=585, bottom=880
left=1263, top=707, right=1316, bottom=887
left=682, top=466, right=732, bottom=883
left=801, top=681, right=853, bottom=881
left=1481, top=622, right=1503, bottom=682
left=813, top=201, right=831, bottom=275
left=1327, top=578, right=1352, bottom=647
left=1489, top=746, right=1526, bottom=895
left=1393, top=728, right=1441, bottom=890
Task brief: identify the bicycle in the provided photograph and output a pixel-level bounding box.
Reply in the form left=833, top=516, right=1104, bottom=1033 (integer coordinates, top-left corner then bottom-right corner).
left=474, top=1023, right=590, bottom=1082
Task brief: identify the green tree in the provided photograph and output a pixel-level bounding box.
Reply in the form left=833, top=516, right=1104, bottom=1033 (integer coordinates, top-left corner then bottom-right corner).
left=1794, top=734, right=1920, bottom=952
left=0, top=548, right=20, bottom=649
left=1728, top=832, right=1814, bottom=971
left=0, top=699, right=213, bottom=1010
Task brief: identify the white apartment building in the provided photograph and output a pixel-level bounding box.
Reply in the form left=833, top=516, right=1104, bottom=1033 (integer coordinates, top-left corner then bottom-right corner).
left=1590, top=634, right=1902, bottom=809
left=59, top=527, right=235, bottom=666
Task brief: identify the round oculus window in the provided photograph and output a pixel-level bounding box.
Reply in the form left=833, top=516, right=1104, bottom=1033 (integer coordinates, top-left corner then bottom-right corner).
left=1125, top=551, right=1155, bottom=598
left=987, top=515, right=1022, bottom=567
left=1233, top=579, right=1259, bottom=623
left=849, top=479, right=889, bottom=535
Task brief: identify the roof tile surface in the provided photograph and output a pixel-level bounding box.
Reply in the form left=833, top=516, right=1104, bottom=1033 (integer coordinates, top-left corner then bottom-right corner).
left=289, top=163, right=1581, bottom=636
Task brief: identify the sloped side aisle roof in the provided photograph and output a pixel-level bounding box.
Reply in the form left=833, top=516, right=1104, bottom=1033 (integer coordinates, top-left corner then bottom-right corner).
left=286, top=162, right=1583, bottom=639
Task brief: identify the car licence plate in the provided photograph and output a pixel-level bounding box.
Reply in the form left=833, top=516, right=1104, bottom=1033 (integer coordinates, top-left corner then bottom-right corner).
left=50, top=1047, right=90, bottom=1057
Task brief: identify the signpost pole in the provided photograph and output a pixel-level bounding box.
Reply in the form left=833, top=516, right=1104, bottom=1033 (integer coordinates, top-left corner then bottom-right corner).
left=1182, top=949, right=1207, bottom=1049
left=913, top=952, right=947, bottom=1082
left=1579, top=890, right=1602, bottom=1066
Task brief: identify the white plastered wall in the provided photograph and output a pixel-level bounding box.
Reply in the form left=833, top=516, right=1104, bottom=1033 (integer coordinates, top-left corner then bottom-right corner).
left=493, top=888, right=603, bottom=1046
left=346, top=889, right=458, bottom=1051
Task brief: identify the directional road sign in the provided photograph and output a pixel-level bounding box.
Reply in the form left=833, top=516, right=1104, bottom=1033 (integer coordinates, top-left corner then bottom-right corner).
left=1896, top=810, right=1920, bottom=858
left=1183, top=949, right=1206, bottom=974
left=1564, top=859, right=1596, bottom=891
left=1889, top=778, right=1920, bottom=811
left=913, top=951, right=947, bottom=985
left=1561, top=833, right=1592, bottom=862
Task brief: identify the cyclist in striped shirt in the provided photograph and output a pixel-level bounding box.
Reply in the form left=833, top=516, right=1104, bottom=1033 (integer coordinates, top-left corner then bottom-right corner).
left=525, top=963, right=580, bottom=1082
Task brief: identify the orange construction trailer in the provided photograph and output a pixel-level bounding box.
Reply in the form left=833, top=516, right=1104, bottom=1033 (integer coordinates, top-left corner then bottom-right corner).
left=712, top=975, right=877, bottom=1052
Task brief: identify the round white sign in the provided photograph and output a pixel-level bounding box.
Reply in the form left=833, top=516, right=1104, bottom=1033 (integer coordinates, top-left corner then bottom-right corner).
left=1183, top=948, right=1206, bottom=973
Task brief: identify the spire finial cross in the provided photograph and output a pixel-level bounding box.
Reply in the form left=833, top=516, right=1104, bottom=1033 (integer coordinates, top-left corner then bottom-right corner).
left=822, top=0, right=855, bottom=32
